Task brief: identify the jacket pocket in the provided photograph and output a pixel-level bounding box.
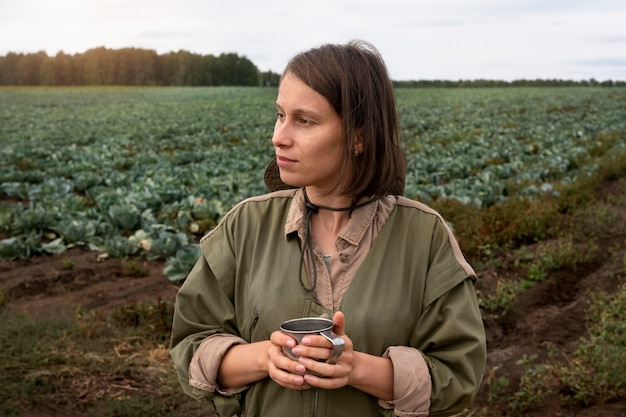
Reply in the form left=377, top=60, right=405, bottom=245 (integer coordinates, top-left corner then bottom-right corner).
left=248, top=312, right=260, bottom=342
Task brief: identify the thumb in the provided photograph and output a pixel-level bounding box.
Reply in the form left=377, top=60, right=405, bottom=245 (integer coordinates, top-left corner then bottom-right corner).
left=332, top=311, right=346, bottom=336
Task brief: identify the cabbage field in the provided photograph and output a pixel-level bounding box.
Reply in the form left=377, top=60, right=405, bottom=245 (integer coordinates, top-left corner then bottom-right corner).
left=1, top=86, right=625, bottom=280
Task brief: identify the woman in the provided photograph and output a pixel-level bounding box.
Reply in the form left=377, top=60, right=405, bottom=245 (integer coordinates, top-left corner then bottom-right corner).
left=170, top=40, right=486, bottom=417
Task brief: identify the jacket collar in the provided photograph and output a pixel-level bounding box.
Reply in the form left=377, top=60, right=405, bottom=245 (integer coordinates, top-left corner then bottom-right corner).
left=284, top=188, right=380, bottom=247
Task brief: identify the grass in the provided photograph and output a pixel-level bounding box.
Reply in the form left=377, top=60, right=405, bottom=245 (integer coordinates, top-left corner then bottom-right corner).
left=551, top=284, right=626, bottom=405
left=484, top=283, right=626, bottom=414
left=0, top=313, right=76, bottom=415
left=456, top=150, right=626, bottom=415
left=478, top=277, right=527, bottom=315
left=120, top=258, right=151, bottom=278
left=0, top=301, right=206, bottom=417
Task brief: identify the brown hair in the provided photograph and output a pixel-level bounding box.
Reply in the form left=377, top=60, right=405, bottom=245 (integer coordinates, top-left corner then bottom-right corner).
left=282, top=40, right=406, bottom=197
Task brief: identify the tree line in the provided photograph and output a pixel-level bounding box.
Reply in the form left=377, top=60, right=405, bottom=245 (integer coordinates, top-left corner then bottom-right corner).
left=0, top=47, right=281, bottom=86
left=0, top=47, right=623, bottom=87
left=393, top=78, right=625, bottom=88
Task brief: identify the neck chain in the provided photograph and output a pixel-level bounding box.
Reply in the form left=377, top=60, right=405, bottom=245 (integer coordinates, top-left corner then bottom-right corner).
left=299, top=188, right=380, bottom=292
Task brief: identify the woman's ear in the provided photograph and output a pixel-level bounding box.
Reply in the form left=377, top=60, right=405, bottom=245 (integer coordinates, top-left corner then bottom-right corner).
left=354, top=129, right=364, bottom=155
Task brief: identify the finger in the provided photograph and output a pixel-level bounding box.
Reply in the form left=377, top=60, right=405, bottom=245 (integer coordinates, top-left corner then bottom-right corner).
left=299, top=359, right=347, bottom=389
left=303, top=372, right=340, bottom=389
left=300, top=334, right=333, bottom=348
left=292, top=343, right=334, bottom=361
left=332, top=311, right=346, bottom=336
left=269, top=342, right=307, bottom=374
left=268, top=362, right=310, bottom=390
left=268, top=347, right=311, bottom=389
left=298, top=357, right=332, bottom=378
left=270, top=330, right=296, bottom=348
left=304, top=373, right=346, bottom=389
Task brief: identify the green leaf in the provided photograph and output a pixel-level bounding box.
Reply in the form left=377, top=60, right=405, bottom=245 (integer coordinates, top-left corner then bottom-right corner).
left=54, top=219, right=97, bottom=244
left=108, top=203, right=141, bottom=231
left=41, top=237, right=68, bottom=255
left=164, top=246, right=202, bottom=282
left=102, top=235, right=138, bottom=258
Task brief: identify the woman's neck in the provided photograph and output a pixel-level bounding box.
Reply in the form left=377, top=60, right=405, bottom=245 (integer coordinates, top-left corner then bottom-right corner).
left=303, top=187, right=356, bottom=210
left=303, top=187, right=355, bottom=255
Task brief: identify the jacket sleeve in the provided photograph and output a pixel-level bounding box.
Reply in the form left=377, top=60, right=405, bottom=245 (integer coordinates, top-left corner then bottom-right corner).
left=379, top=346, right=432, bottom=417
left=169, top=222, right=246, bottom=417
left=411, top=215, right=486, bottom=416
left=416, top=278, right=486, bottom=416
left=189, top=334, right=249, bottom=395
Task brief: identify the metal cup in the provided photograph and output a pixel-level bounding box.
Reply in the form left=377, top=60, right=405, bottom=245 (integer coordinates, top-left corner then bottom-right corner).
left=279, top=317, right=345, bottom=364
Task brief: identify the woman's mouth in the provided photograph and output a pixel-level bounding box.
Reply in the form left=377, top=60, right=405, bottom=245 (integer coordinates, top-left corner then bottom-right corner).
left=276, top=155, right=296, bottom=167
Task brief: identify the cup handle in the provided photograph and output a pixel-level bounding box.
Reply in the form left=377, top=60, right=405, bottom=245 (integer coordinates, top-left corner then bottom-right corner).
left=319, top=330, right=345, bottom=363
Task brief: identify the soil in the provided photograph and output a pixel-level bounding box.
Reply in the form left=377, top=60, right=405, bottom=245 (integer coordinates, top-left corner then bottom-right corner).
left=0, top=249, right=179, bottom=317
left=1, top=179, right=625, bottom=416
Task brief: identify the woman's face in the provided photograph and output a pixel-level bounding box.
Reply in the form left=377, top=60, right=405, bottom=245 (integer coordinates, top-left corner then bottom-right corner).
left=272, top=72, right=343, bottom=193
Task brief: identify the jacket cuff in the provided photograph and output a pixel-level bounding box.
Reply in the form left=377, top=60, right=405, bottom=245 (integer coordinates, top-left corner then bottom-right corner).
left=378, top=346, right=431, bottom=417
left=189, top=334, right=249, bottom=395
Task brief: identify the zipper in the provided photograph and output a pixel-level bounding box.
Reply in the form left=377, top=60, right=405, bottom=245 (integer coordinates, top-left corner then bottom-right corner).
left=312, top=388, right=319, bottom=417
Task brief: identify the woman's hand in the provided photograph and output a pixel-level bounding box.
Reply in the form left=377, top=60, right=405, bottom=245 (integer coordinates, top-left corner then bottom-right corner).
left=267, top=312, right=353, bottom=390
left=267, top=329, right=312, bottom=390
left=268, top=311, right=392, bottom=400
left=296, top=311, right=354, bottom=389
left=280, top=311, right=395, bottom=401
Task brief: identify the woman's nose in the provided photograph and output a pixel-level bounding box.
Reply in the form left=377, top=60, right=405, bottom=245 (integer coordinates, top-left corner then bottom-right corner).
left=272, top=119, right=291, bottom=148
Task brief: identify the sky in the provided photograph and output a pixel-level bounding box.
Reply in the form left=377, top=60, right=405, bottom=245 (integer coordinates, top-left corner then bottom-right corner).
left=1, top=0, right=625, bottom=81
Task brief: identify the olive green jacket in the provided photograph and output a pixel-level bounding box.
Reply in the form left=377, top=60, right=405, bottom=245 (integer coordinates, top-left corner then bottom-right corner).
left=170, top=191, right=486, bottom=417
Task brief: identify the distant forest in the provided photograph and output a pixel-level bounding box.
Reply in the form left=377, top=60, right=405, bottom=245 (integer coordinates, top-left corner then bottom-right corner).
left=0, top=47, right=279, bottom=86
left=0, top=47, right=623, bottom=87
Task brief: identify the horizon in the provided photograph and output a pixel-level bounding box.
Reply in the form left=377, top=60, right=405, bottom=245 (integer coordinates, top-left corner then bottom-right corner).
left=2, top=45, right=624, bottom=84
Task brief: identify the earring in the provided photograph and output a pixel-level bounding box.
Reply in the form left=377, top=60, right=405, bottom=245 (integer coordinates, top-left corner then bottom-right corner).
left=354, top=148, right=360, bottom=156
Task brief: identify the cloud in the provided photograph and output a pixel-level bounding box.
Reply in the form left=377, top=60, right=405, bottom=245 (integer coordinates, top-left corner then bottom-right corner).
left=576, top=58, right=626, bottom=67
left=427, top=20, right=466, bottom=26
left=1, top=0, right=626, bottom=80
left=600, top=36, right=626, bottom=43
left=464, top=0, right=626, bottom=16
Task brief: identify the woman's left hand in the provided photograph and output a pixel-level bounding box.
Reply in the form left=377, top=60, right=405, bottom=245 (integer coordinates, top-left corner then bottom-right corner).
left=295, top=311, right=354, bottom=389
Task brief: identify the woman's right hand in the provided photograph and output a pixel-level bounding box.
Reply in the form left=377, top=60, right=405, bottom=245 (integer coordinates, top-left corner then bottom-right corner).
left=267, top=330, right=312, bottom=390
